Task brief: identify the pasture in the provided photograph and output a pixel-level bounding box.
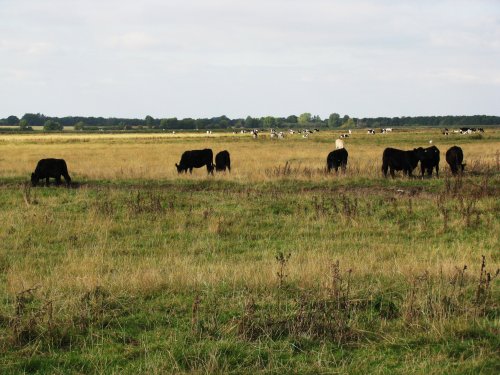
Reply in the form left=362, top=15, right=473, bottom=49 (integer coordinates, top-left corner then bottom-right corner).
left=0, top=129, right=499, bottom=374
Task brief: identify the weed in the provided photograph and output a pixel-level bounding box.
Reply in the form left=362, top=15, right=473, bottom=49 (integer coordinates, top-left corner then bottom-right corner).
left=126, top=190, right=164, bottom=216
left=475, top=256, right=500, bottom=314
left=339, top=194, right=358, bottom=219
left=444, top=265, right=468, bottom=314
left=265, top=161, right=292, bottom=178
left=436, top=193, right=451, bottom=232
left=77, top=286, right=112, bottom=332
left=237, top=296, right=258, bottom=340
left=275, top=252, right=291, bottom=290
left=457, top=195, right=479, bottom=228
left=191, top=293, right=201, bottom=336
left=21, top=183, right=37, bottom=207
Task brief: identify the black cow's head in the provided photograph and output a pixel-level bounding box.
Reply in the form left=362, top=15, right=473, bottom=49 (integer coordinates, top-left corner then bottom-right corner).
left=175, top=163, right=182, bottom=173
left=30, top=173, right=38, bottom=187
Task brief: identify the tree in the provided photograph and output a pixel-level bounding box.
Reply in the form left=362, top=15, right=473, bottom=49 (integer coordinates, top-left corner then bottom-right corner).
left=286, top=115, right=298, bottom=124
left=311, top=115, right=322, bottom=123
left=19, top=119, right=33, bottom=131
left=43, top=120, right=63, bottom=131
left=328, top=113, right=341, bottom=127
left=298, top=113, right=311, bottom=125
left=145, top=115, right=155, bottom=128
left=262, top=116, right=276, bottom=128
left=160, top=118, right=178, bottom=129
left=341, top=118, right=355, bottom=129
left=22, top=113, right=47, bottom=126
left=74, top=121, right=85, bottom=131
left=7, top=115, right=19, bottom=125
left=211, top=116, right=229, bottom=128
left=245, top=116, right=261, bottom=129
left=179, top=118, right=196, bottom=129
left=195, top=118, right=210, bottom=129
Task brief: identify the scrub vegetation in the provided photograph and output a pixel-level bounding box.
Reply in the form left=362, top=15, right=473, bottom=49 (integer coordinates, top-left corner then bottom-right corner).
left=0, top=129, right=499, bottom=374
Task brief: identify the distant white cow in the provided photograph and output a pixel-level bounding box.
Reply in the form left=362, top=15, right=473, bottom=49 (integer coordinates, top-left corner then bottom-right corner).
left=348, top=129, right=352, bottom=134
left=278, top=131, right=285, bottom=139
left=335, top=139, right=344, bottom=149
left=367, top=129, right=376, bottom=135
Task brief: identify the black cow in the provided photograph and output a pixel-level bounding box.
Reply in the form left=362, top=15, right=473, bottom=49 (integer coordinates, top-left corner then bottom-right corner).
left=215, top=150, right=231, bottom=172
left=327, top=148, right=348, bottom=173
left=415, top=146, right=440, bottom=177
left=382, top=148, right=420, bottom=178
left=175, top=149, right=214, bottom=174
left=445, top=146, right=465, bottom=175
left=31, top=158, right=71, bottom=186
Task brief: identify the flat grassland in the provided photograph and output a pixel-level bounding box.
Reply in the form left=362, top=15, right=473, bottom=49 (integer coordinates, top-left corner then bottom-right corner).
left=0, top=129, right=499, bottom=374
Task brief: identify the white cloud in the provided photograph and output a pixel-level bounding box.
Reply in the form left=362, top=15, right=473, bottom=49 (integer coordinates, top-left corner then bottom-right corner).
left=107, top=32, right=158, bottom=49
left=0, top=0, right=499, bottom=118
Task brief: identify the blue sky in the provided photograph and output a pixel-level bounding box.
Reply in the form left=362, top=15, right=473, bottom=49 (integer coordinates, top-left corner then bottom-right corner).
left=1, top=0, right=499, bottom=119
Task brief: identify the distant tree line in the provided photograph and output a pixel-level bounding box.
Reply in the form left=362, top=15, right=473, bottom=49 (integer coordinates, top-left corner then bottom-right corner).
left=0, top=113, right=499, bottom=131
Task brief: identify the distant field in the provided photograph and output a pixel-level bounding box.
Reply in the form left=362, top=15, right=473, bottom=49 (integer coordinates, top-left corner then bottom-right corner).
left=0, top=128, right=499, bottom=181
left=0, top=129, right=498, bottom=374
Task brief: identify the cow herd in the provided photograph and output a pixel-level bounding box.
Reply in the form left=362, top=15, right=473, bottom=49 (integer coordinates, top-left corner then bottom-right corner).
left=28, top=143, right=467, bottom=187
left=175, top=149, right=231, bottom=175
left=381, top=145, right=465, bottom=178
left=443, top=127, right=484, bottom=136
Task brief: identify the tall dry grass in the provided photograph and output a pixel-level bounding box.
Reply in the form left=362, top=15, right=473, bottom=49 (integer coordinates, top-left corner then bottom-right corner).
left=0, top=129, right=498, bottom=373
left=0, top=129, right=498, bottom=181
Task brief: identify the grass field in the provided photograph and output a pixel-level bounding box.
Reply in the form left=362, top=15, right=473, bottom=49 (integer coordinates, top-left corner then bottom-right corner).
left=0, top=129, right=499, bottom=374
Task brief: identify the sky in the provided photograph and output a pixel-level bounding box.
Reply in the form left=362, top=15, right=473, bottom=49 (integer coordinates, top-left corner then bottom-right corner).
left=1, top=0, right=499, bottom=119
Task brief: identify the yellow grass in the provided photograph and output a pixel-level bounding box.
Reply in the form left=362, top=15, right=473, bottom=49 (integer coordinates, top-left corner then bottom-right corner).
left=0, top=129, right=499, bottom=181
left=1, top=128, right=498, bottom=300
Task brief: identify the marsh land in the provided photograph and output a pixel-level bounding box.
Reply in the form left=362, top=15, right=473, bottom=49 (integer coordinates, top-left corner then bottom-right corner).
left=0, top=129, right=498, bottom=374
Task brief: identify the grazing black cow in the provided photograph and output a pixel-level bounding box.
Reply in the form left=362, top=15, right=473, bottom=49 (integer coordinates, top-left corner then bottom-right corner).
left=382, top=148, right=420, bottom=178
left=215, top=150, right=231, bottom=172
left=175, top=149, right=214, bottom=174
left=445, top=146, right=465, bottom=175
left=327, top=148, right=348, bottom=173
left=31, top=158, right=71, bottom=186
left=415, top=146, right=440, bottom=177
